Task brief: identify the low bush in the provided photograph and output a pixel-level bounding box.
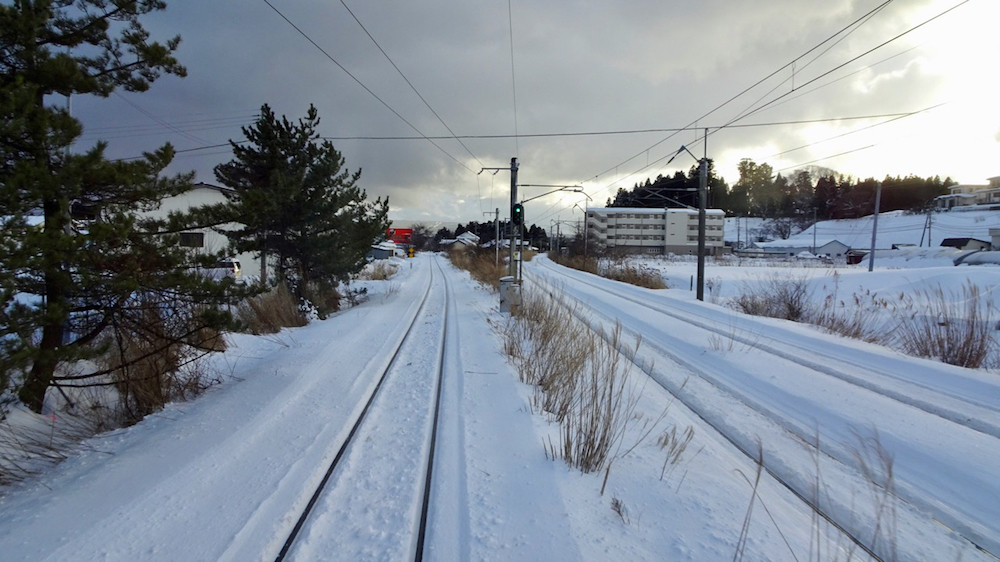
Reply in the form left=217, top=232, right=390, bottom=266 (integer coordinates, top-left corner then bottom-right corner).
left=893, top=283, right=996, bottom=368
left=357, top=260, right=398, bottom=281
left=237, top=283, right=308, bottom=334
left=449, top=247, right=507, bottom=291
left=729, top=273, right=813, bottom=322
left=300, top=279, right=341, bottom=319
left=600, top=259, right=668, bottom=290
left=811, top=290, right=896, bottom=345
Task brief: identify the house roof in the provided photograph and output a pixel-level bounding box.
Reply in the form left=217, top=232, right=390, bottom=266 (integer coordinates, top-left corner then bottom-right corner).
left=940, top=237, right=989, bottom=247
left=754, top=238, right=848, bottom=249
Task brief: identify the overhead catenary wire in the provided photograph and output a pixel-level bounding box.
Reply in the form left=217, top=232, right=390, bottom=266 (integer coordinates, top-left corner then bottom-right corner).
left=583, top=0, right=966, bottom=212
left=765, top=103, right=946, bottom=160
left=776, top=145, right=877, bottom=173
left=719, top=0, right=970, bottom=131
left=114, top=110, right=930, bottom=162
left=580, top=0, right=897, bottom=191
left=262, top=0, right=475, bottom=174
left=336, top=0, right=486, bottom=212
left=723, top=2, right=892, bottom=127
left=111, top=91, right=211, bottom=145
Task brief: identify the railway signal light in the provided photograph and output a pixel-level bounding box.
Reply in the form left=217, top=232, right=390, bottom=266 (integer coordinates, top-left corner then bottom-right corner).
left=512, top=203, right=524, bottom=226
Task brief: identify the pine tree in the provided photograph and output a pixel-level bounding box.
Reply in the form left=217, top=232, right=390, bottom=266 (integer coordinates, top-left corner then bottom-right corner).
left=214, top=104, right=389, bottom=312
left=1, top=1, right=242, bottom=412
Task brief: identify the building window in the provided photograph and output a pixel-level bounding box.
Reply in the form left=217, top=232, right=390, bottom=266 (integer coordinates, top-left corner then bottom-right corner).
left=179, top=232, right=205, bottom=248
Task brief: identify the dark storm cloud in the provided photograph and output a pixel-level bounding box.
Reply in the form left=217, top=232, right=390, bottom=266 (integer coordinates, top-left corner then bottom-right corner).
left=70, top=0, right=986, bottom=223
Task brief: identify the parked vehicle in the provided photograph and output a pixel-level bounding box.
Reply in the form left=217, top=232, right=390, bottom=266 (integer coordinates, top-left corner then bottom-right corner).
left=204, top=258, right=242, bottom=280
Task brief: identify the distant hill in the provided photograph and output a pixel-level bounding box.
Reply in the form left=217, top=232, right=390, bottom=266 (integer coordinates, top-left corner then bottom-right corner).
left=731, top=209, right=1000, bottom=250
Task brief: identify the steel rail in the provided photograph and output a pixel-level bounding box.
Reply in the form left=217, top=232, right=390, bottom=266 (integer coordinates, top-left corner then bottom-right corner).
left=275, top=257, right=451, bottom=562
left=528, top=258, right=999, bottom=560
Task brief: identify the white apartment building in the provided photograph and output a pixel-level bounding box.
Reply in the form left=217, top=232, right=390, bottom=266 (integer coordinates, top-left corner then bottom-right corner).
left=586, top=207, right=726, bottom=255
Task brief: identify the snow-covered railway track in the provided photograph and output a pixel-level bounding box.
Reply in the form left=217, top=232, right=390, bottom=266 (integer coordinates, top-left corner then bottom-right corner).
left=274, top=256, right=452, bottom=562
left=534, top=258, right=1000, bottom=438
left=528, top=257, right=1000, bottom=560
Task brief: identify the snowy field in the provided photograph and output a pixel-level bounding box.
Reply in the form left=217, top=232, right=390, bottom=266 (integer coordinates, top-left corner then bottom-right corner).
left=0, top=251, right=998, bottom=561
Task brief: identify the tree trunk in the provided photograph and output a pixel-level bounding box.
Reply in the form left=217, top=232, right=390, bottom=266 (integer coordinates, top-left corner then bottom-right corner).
left=19, top=198, right=69, bottom=413
left=19, top=321, right=62, bottom=412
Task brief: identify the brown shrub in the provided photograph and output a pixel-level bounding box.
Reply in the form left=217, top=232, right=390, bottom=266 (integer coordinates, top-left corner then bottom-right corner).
left=237, top=283, right=308, bottom=334
left=449, top=247, right=507, bottom=291
left=893, top=283, right=996, bottom=368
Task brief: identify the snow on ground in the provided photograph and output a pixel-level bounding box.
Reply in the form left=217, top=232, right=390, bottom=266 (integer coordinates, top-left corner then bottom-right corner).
left=0, top=251, right=998, bottom=561
left=801, top=209, right=1000, bottom=250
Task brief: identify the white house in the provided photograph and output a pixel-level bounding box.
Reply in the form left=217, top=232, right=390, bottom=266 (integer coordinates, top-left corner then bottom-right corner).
left=586, top=207, right=726, bottom=255
left=141, top=182, right=260, bottom=278
left=935, top=176, right=1000, bottom=209
left=751, top=238, right=850, bottom=260
left=440, top=231, right=480, bottom=248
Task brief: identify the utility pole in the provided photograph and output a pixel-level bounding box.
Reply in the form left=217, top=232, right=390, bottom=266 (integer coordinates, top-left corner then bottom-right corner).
left=667, top=134, right=709, bottom=301
left=484, top=208, right=499, bottom=265
left=812, top=208, right=817, bottom=254
left=696, top=129, right=708, bottom=302
left=509, top=157, right=519, bottom=278
left=867, top=181, right=882, bottom=272
left=927, top=209, right=932, bottom=247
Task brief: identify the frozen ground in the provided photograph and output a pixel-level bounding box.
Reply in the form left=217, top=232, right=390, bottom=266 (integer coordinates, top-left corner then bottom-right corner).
left=0, top=252, right=997, bottom=561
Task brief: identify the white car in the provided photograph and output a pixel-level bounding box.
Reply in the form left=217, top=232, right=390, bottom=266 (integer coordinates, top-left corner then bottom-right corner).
left=206, top=258, right=242, bottom=280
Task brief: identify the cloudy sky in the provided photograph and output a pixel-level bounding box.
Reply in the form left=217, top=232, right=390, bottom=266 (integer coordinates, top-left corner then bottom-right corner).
left=70, top=0, right=998, bottom=226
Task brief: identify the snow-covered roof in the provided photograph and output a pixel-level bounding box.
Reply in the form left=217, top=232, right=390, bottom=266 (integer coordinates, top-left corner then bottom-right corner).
left=754, top=238, right=848, bottom=249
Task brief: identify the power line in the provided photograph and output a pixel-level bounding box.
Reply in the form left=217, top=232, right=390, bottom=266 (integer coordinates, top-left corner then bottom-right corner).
left=584, top=0, right=965, bottom=208
left=580, top=0, right=896, bottom=190
left=306, top=111, right=926, bottom=141
left=765, top=103, right=946, bottom=159
left=776, top=145, right=876, bottom=172
left=112, top=107, right=943, bottom=162
left=262, top=0, right=474, bottom=173
left=724, top=0, right=969, bottom=128
left=337, top=0, right=486, bottom=212
left=112, top=91, right=211, bottom=145
left=725, top=2, right=892, bottom=127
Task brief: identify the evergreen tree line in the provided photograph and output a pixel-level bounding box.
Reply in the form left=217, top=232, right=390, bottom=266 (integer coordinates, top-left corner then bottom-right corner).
left=1, top=1, right=386, bottom=414
left=407, top=221, right=550, bottom=251
left=608, top=159, right=954, bottom=222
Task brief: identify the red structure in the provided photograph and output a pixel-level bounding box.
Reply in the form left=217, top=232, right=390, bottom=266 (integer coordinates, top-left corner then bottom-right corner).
left=387, top=228, right=413, bottom=246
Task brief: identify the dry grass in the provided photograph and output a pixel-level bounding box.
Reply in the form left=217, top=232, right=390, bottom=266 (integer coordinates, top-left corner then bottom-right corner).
left=730, top=274, right=998, bottom=368
left=237, top=283, right=309, bottom=334
left=551, top=253, right=667, bottom=289
left=555, top=323, right=637, bottom=473
left=549, top=253, right=598, bottom=275
left=893, top=283, right=996, bottom=368
left=599, top=258, right=668, bottom=290
left=0, top=409, right=97, bottom=485
left=448, top=247, right=507, bottom=291
left=811, top=290, right=896, bottom=345
left=98, top=299, right=228, bottom=423
left=729, top=273, right=813, bottom=322
left=658, top=425, right=695, bottom=481
left=357, top=260, right=398, bottom=281
left=501, top=283, right=641, bottom=474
